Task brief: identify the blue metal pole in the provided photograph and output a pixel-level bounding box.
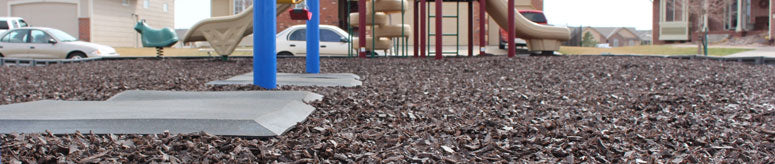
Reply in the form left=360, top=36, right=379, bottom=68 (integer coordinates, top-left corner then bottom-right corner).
left=254, top=0, right=277, bottom=89
left=306, top=0, right=320, bottom=73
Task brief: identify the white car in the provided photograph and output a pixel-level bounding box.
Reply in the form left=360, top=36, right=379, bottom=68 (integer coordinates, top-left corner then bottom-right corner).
left=0, top=27, right=119, bottom=59
left=276, top=25, right=352, bottom=56
left=0, top=17, right=28, bottom=34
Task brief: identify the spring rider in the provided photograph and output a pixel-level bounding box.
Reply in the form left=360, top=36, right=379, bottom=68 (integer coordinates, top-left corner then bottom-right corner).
left=134, top=20, right=179, bottom=58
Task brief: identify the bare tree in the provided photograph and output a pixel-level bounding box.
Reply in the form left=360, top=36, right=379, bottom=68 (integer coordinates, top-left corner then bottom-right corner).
left=685, top=0, right=729, bottom=55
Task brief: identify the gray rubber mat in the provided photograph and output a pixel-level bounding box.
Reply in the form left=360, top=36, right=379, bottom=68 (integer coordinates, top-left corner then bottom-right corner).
left=206, top=73, right=362, bottom=87
left=0, top=90, right=322, bottom=137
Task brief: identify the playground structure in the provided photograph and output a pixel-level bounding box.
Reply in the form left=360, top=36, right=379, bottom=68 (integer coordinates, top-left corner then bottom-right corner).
left=419, top=0, right=569, bottom=57
left=349, top=0, right=412, bottom=56
left=483, top=0, right=569, bottom=54
left=182, top=0, right=571, bottom=89
left=134, top=20, right=179, bottom=58
left=182, top=4, right=294, bottom=58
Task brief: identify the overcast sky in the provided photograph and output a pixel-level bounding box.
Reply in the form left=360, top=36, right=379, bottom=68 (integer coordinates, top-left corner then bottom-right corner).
left=175, top=0, right=654, bottom=30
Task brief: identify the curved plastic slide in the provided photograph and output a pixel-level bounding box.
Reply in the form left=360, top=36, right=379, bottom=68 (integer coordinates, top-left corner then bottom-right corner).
left=182, top=4, right=293, bottom=56
left=485, top=0, right=570, bottom=52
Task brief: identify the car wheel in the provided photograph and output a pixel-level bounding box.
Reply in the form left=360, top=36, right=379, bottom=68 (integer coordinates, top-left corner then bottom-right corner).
left=499, top=43, right=505, bottom=49
left=67, top=52, right=87, bottom=59
left=277, top=52, right=294, bottom=57
left=0, top=53, right=4, bottom=57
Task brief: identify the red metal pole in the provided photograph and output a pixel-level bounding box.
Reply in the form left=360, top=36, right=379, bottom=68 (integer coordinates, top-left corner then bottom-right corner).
left=414, top=0, right=419, bottom=58
left=358, top=0, right=367, bottom=58
left=479, top=0, right=486, bottom=56
left=420, top=0, right=427, bottom=58
left=468, top=0, right=473, bottom=57
left=434, top=0, right=442, bottom=60
left=507, top=0, right=515, bottom=58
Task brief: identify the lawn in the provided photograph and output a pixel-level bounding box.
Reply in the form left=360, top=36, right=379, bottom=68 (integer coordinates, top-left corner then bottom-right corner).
left=115, top=48, right=253, bottom=57
left=559, top=45, right=753, bottom=56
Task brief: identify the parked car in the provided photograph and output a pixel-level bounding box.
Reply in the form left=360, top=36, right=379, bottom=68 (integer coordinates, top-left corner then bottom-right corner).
left=276, top=25, right=352, bottom=56
left=499, top=10, right=548, bottom=51
left=0, top=17, right=29, bottom=34
left=0, top=27, right=119, bottom=59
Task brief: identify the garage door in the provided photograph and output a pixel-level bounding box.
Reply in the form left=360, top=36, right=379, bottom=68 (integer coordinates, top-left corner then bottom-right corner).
left=11, top=2, right=79, bottom=37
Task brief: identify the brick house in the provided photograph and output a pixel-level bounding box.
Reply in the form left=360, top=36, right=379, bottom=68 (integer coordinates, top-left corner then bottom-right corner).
left=582, top=27, right=642, bottom=47
left=209, top=0, right=543, bottom=47
left=0, top=0, right=174, bottom=48
left=652, top=0, right=775, bottom=44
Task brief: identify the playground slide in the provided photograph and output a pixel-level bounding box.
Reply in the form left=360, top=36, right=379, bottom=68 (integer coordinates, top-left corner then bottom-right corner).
left=182, top=4, right=293, bottom=56
left=484, top=0, right=570, bottom=52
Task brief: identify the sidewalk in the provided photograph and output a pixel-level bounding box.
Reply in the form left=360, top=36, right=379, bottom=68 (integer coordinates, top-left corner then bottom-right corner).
left=671, top=44, right=775, bottom=57
left=727, top=46, right=775, bottom=57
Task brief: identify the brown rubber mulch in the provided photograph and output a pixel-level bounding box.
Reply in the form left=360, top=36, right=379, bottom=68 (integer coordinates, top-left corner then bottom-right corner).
left=1, top=56, right=774, bottom=163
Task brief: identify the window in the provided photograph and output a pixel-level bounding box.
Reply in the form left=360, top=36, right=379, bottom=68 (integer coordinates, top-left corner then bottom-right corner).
left=664, top=0, right=684, bottom=22
left=1, top=30, right=30, bottom=43
left=0, top=21, right=8, bottom=30
left=17, top=20, right=28, bottom=27
left=320, top=29, right=343, bottom=42
left=163, top=3, right=169, bottom=12
left=143, top=0, right=150, bottom=9
left=47, top=29, right=77, bottom=42
left=288, top=29, right=342, bottom=41
left=725, top=1, right=739, bottom=30
left=234, top=0, right=253, bottom=14
left=122, top=0, right=129, bottom=6
left=289, top=29, right=306, bottom=41
left=11, top=20, right=18, bottom=28
left=30, top=30, right=53, bottom=43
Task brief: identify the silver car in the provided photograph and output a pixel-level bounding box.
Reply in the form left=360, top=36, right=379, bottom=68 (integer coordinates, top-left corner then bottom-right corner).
left=0, top=27, right=118, bottom=59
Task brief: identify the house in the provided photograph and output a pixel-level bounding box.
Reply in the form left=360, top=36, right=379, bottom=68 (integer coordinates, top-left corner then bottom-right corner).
left=0, top=0, right=174, bottom=48
left=582, top=27, right=643, bottom=47
left=652, top=0, right=774, bottom=44
left=635, top=30, right=652, bottom=45
left=207, top=0, right=544, bottom=47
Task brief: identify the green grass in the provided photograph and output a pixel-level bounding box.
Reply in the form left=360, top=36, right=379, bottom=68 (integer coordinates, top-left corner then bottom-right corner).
left=559, top=45, right=753, bottom=56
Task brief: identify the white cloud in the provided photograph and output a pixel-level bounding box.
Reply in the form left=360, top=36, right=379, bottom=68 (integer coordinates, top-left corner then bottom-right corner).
left=174, top=0, right=211, bottom=29
left=544, top=0, right=653, bottom=30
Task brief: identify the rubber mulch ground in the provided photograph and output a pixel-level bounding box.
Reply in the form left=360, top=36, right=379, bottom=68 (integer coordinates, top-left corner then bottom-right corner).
left=1, top=56, right=774, bottom=163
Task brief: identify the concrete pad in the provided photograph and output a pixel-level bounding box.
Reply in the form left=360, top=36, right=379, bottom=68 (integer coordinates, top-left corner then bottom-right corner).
left=207, top=72, right=362, bottom=87
left=0, top=91, right=323, bottom=137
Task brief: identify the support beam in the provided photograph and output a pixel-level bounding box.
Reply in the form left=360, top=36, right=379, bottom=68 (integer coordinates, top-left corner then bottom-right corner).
left=253, top=0, right=277, bottom=89
left=420, top=0, right=427, bottom=58
left=435, top=0, right=442, bottom=59
left=508, top=0, right=515, bottom=57
left=414, top=0, right=419, bottom=57
left=307, top=0, right=320, bottom=73
left=479, top=0, right=486, bottom=56
left=359, top=0, right=367, bottom=58
left=468, top=0, right=473, bottom=57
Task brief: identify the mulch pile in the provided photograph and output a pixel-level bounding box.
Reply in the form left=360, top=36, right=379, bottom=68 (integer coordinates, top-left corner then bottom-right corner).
left=1, top=56, right=774, bottom=163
